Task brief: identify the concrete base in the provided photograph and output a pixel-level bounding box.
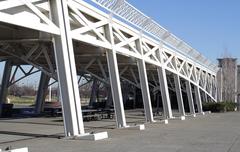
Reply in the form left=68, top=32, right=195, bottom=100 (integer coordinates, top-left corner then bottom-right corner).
left=204, top=111, right=211, bottom=114
left=195, top=112, right=205, bottom=116
left=1, top=147, right=28, bottom=152
left=170, top=116, right=185, bottom=120
left=159, top=119, right=169, bottom=124
left=123, top=124, right=145, bottom=130
left=186, top=114, right=196, bottom=117
left=73, top=132, right=108, bottom=141
left=153, top=119, right=168, bottom=124
left=180, top=116, right=186, bottom=120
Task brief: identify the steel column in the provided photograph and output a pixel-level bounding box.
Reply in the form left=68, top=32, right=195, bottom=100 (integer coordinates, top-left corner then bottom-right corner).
left=204, top=92, right=208, bottom=103
left=35, top=72, right=50, bottom=114
left=105, top=86, right=113, bottom=108
left=157, top=67, right=173, bottom=119
left=0, top=60, right=12, bottom=116
left=136, top=39, right=154, bottom=122
left=185, top=81, right=195, bottom=114
left=50, top=0, right=85, bottom=136
left=105, top=23, right=126, bottom=128
left=89, top=78, right=98, bottom=107
left=173, top=74, right=185, bottom=116
left=194, top=85, right=203, bottom=113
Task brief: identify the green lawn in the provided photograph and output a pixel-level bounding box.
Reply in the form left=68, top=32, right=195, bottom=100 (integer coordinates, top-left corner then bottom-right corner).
left=8, top=95, right=35, bottom=105
left=7, top=95, right=88, bottom=105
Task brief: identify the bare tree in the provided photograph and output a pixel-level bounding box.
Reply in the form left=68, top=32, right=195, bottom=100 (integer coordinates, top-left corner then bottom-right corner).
left=9, top=84, right=35, bottom=97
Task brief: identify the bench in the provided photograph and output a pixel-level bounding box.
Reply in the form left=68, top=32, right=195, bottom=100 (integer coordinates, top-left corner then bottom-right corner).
left=83, top=114, right=101, bottom=121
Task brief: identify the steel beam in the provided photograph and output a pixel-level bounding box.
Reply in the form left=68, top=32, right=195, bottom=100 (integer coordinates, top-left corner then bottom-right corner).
left=173, top=74, right=185, bottom=116
left=194, top=85, right=203, bottom=113
left=35, top=72, right=50, bottom=114
left=185, top=81, right=195, bottom=115
left=157, top=67, right=173, bottom=119
left=136, top=39, right=154, bottom=123
left=0, top=60, right=12, bottom=116
left=50, top=0, right=85, bottom=136
left=105, top=23, right=126, bottom=128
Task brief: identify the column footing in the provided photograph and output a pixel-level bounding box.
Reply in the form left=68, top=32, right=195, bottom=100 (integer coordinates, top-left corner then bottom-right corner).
left=204, top=111, right=211, bottom=114
left=72, top=132, right=108, bottom=141
left=154, top=119, right=169, bottom=124
left=1, top=147, right=28, bottom=152
left=185, top=114, right=196, bottom=117
left=196, top=112, right=205, bottom=115
left=180, top=116, right=186, bottom=120
left=121, top=124, right=145, bottom=130
left=170, top=116, right=185, bottom=120
left=161, top=119, right=169, bottom=124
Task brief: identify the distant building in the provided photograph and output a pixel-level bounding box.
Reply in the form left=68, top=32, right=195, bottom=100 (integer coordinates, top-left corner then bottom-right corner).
left=217, top=58, right=238, bottom=102
left=237, top=65, right=240, bottom=103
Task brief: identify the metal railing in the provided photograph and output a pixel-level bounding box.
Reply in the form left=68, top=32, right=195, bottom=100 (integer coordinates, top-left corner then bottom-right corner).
left=91, top=0, right=218, bottom=72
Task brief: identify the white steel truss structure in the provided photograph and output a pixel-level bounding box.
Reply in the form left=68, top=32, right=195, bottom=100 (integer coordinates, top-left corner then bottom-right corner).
left=0, top=0, right=217, bottom=139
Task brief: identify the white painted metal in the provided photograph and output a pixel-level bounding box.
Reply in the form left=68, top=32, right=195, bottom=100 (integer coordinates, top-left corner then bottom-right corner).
left=136, top=38, right=154, bottom=123
left=105, top=23, right=127, bottom=128
left=194, top=85, right=203, bottom=113
left=173, top=74, right=185, bottom=116
left=50, top=0, right=85, bottom=136
left=185, top=81, right=195, bottom=114
left=157, top=67, right=173, bottom=119
left=0, top=0, right=219, bottom=137
left=92, top=0, right=217, bottom=72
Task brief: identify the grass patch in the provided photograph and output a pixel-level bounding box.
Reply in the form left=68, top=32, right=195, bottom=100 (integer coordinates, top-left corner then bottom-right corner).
left=8, top=95, right=35, bottom=105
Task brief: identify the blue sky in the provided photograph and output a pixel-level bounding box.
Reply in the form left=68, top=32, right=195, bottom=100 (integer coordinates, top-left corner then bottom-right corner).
left=127, top=0, right=240, bottom=63
left=1, top=0, right=240, bottom=85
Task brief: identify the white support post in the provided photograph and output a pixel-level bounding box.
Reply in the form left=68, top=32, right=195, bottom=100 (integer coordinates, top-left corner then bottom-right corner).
left=173, top=74, right=185, bottom=116
left=185, top=81, right=195, bottom=115
left=0, top=60, right=12, bottom=116
left=50, top=0, right=85, bottom=136
left=157, top=67, right=173, bottom=119
left=105, top=23, right=126, bottom=128
left=136, top=39, right=154, bottom=123
left=194, top=85, right=203, bottom=113
left=35, top=72, right=50, bottom=114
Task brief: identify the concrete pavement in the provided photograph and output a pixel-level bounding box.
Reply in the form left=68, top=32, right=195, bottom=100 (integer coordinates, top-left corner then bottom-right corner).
left=0, top=111, right=240, bottom=152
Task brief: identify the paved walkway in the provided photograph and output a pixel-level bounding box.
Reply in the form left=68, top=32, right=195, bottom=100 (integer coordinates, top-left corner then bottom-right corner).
left=0, top=111, right=240, bottom=152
